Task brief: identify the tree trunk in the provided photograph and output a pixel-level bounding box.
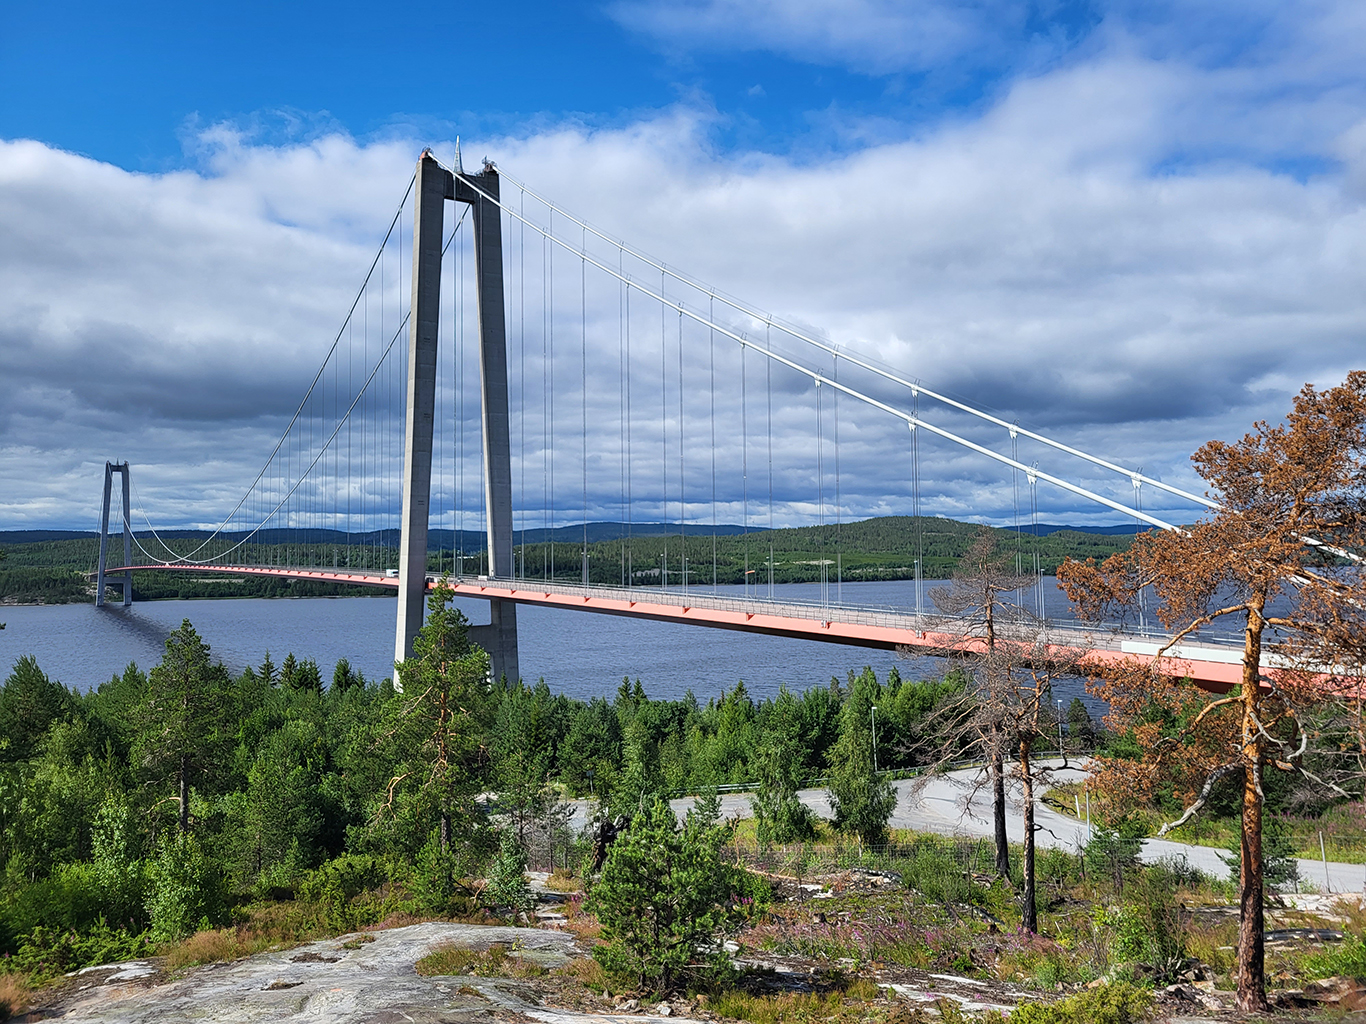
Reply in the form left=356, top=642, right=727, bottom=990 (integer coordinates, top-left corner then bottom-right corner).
left=1020, top=736, right=1037, bottom=932
left=992, top=739, right=1010, bottom=879
left=1236, top=594, right=1269, bottom=1013
left=440, top=808, right=451, bottom=854
left=179, top=753, right=190, bottom=834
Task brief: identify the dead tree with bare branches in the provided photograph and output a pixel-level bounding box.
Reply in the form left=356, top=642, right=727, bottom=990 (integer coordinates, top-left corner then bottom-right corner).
left=920, top=529, right=1036, bottom=881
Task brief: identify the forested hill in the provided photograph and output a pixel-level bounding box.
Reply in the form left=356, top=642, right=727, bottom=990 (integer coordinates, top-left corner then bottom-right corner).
left=0, top=515, right=1142, bottom=604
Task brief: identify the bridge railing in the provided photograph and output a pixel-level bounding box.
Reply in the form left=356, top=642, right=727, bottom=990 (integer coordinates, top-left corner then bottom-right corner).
left=438, top=572, right=1249, bottom=659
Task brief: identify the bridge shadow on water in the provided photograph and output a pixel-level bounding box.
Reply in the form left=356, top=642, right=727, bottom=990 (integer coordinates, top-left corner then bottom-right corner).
left=93, top=602, right=177, bottom=654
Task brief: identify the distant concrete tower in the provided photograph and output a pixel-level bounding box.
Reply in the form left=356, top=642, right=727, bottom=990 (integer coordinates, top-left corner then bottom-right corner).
left=394, top=151, right=519, bottom=685
left=95, top=461, right=133, bottom=607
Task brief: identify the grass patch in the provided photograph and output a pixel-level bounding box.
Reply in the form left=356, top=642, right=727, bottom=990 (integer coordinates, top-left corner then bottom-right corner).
left=1007, top=982, right=1152, bottom=1024
left=545, top=868, right=583, bottom=893
left=161, top=899, right=341, bottom=969
left=415, top=942, right=547, bottom=979
left=710, top=977, right=884, bottom=1024
left=0, top=974, right=29, bottom=1023
left=340, top=933, right=377, bottom=950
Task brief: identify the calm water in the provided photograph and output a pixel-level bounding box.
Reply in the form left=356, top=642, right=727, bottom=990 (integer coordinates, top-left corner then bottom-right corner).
left=0, top=578, right=1108, bottom=709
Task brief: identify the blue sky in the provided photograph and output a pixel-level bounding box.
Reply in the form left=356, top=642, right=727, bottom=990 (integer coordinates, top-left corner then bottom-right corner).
left=2, top=0, right=1365, bottom=530
left=1, top=0, right=1139, bottom=168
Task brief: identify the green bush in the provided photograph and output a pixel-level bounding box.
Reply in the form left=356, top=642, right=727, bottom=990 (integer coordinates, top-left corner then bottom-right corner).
left=1009, top=982, right=1152, bottom=1024
left=299, top=853, right=392, bottom=931
left=146, top=832, right=225, bottom=943
left=0, top=861, right=105, bottom=943
left=587, top=799, right=747, bottom=992
left=1108, top=862, right=1186, bottom=978
left=1304, top=934, right=1366, bottom=980
left=1084, top=826, right=1142, bottom=888
left=6, top=920, right=151, bottom=983
left=484, top=832, right=534, bottom=915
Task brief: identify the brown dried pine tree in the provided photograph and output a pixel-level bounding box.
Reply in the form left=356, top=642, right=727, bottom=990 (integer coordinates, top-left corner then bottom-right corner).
left=1058, top=372, right=1366, bottom=1012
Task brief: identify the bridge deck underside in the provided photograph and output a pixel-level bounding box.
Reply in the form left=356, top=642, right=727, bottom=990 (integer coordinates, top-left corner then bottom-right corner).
left=100, top=563, right=1260, bottom=690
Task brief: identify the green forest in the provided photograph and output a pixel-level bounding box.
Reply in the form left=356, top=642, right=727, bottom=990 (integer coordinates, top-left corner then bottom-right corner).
left=0, top=570, right=1096, bottom=974
left=0, top=515, right=1136, bottom=604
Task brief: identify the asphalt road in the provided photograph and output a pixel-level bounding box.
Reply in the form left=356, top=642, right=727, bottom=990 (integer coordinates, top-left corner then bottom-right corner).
left=652, top=760, right=1366, bottom=894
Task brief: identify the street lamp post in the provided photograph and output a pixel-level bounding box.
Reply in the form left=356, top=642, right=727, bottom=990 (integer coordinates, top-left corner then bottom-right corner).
left=1056, top=697, right=1065, bottom=755
left=870, top=705, right=879, bottom=774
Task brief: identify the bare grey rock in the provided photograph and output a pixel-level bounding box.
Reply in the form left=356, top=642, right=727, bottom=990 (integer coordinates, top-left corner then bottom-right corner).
left=41, top=921, right=579, bottom=1023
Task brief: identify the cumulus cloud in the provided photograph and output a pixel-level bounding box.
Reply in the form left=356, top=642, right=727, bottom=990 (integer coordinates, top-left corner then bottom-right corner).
left=2, top=19, right=1365, bottom=532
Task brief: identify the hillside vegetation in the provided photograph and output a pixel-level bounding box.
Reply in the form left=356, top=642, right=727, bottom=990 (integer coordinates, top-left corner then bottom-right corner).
left=0, top=516, right=1136, bottom=604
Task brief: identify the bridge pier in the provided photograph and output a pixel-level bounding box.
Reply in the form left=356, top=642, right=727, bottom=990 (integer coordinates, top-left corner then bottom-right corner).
left=394, top=150, right=519, bottom=686
left=95, top=461, right=132, bottom=607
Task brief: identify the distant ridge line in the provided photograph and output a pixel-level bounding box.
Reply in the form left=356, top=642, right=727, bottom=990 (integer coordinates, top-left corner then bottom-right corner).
left=0, top=517, right=1154, bottom=548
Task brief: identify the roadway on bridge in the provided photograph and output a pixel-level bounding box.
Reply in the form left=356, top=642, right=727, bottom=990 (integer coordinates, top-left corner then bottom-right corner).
left=101, top=563, right=1256, bottom=690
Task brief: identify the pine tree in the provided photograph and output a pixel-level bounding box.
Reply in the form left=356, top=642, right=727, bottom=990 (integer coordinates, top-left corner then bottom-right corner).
left=827, top=669, right=896, bottom=845
left=132, top=620, right=231, bottom=835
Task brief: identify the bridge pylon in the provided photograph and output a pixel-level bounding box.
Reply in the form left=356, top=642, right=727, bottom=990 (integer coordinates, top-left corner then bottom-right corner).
left=95, top=461, right=132, bottom=607
left=395, top=150, right=519, bottom=685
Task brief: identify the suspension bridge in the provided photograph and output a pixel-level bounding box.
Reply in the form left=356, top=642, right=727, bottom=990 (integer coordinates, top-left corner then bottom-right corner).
left=91, top=149, right=1260, bottom=691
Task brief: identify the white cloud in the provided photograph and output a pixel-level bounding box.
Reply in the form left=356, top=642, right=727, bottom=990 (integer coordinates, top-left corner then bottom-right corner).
left=607, top=0, right=1046, bottom=76
left=2, top=28, right=1365, bottom=532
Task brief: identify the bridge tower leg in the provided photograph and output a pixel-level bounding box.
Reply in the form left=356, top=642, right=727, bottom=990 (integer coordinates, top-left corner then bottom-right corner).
left=395, top=152, right=454, bottom=676
left=455, top=163, right=519, bottom=686
left=394, top=151, right=519, bottom=686
left=95, top=461, right=132, bottom=607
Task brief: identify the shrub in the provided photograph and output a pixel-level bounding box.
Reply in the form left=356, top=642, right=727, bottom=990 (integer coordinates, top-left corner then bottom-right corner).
left=484, top=832, right=534, bottom=915
left=6, top=921, right=151, bottom=983
left=1108, top=863, right=1186, bottom=979
left=1083, top=827, right=1141, bottom=889
left=1303, top=934, right=1366, bottom=980
left=0, top=861, right=105, bottom=941
left=587, top=798, right=747, bottom=991
left=1220, top=816, right=1300, bottom=891
left=413, top=835, right=468, bottom=915
left=1008, top=982, right=1152, bottom=1024
left=146, top=831, right=225, bottom=943
left=299, top=853, right=393, bottom=931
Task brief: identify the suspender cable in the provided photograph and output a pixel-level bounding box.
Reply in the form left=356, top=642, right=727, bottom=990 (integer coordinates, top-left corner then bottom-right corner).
left=620, top=248, right=628, bottom=587
left=540, top=210, right=546, bottom=578
left=542, top=220, right=549, bottom=580
left=460, top=214, right=471, bottom=572
left=679, top=307, right=686, bottom=594
left=1030, top=469, right=1042, bottom=619
left=548, top=211, right=556, bottom=580
left=660, top=269, right=668, bottom=589
left=710, top=294, right=717, bottom=592
left=742, top=340, right=749, bottom=595
left=625, top=284, right=633, bottom=587
left=766, top=331, right=773, bottom=597
left=817, top=374, right=825, bottom=608
left=582, top=227, right=588, bottom=585
left=833, top=351, right=841, bottom=605
left=1012, top=427, right=1023, bottom=618
left=519, top=189, right=527, bottom=579
left=1134, top=471, right=1146, bottom=631
left=913, top=391, right=922, bottom=617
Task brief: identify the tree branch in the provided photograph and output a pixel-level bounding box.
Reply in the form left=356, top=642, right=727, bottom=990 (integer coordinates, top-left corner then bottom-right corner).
left=1156, top=762, right=1243, bottom=837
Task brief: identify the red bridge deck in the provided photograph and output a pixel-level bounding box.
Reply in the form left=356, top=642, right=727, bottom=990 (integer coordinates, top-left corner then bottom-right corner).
left=100, top=563, right=1261, bottom=690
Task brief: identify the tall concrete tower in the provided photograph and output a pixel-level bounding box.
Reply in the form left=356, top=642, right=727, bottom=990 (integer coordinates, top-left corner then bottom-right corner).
left=394, top=150, right=519, bottom=684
